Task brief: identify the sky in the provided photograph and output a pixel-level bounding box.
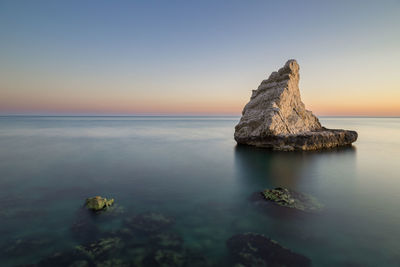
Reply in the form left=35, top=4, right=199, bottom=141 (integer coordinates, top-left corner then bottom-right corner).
left=0, top=0, right=399, bottom=116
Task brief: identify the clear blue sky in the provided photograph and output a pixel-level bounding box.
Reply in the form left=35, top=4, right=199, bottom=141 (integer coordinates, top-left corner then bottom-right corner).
left=1, top=0, right=399, bottom=115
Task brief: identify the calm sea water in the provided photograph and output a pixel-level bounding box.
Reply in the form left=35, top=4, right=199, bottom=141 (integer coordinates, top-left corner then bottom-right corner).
left=0, top=116, right=399, bottom=266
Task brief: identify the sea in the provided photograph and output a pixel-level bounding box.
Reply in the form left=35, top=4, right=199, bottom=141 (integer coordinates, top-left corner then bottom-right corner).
left=0, top=116, right=399, bottom=266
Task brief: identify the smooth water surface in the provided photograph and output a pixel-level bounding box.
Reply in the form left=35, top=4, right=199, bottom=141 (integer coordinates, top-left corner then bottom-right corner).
left=0, top=116, right=399, bottom=266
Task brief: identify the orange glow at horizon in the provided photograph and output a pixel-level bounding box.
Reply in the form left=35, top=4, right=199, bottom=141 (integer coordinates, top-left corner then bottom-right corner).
left=1, top=92, right=400, bottom=116
left=1, top=65, right=399, bottom=116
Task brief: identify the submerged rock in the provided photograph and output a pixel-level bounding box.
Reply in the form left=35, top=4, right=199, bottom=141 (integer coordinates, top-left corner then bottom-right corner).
left=96, top=258, right=130, bottom=267
left=124, top=212, right=174, bottom=234
left=35, top=238, right=126, bottom=267
left=227, top=233, right=311, bottom=267
left=85, top=196, right=114, bottom=211
left=150, top=232, right=183, bottom=250
left=262, top=187, right=323, bottom=212
left=35, top=249, right=92, bottom=267
left=142, top=248, right=209, bottom=267
left=76, top=237, right=123, bottom=260
left=143, top=249, right=186, bottom=267
left=234, top=59, right=358, bottom=150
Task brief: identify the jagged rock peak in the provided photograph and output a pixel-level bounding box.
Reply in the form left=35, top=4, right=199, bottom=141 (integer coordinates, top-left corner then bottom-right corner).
left=234, top=59, right=358, bottom=151
left=266, top=59, right=299, bottom=82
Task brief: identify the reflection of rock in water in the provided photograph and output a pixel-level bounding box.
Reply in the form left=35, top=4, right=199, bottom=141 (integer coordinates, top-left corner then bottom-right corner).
left=235, top=145, right=358, bottom=259
left=234, top=145, right=356, bottom=189
left=234, top=145, right=309, bottom=189
left=227, top=233, right=311, bottom=267
left=70, top=208, right=100, bottom=243
left=70, top=203, right=125, bottom=244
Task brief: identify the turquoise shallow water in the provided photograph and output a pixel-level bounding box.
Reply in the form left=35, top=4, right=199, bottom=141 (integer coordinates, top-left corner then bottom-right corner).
left=0, top=116, right=399, bottom=266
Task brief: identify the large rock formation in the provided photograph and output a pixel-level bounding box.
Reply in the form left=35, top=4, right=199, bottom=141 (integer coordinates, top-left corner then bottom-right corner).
left=234, top=59, right=358, bottom=150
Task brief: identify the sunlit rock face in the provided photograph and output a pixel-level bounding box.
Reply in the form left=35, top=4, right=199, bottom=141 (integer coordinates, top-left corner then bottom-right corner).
left=234, top=59, right=358, bottom=150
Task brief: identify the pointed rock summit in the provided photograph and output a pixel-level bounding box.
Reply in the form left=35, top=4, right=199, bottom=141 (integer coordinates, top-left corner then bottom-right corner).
left=234, top=59, right=357, bottom=150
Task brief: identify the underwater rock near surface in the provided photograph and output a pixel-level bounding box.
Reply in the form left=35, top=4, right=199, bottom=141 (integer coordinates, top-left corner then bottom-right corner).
left=76, top=237, right=124, bottom=260
left=227, top=233, right=311, bottom=267
left=85, top=196, right=114, bottom=211
left=234, top=59, right=358, bottom=150
left=252, top=187, right=323, bottom=213
left=24, top=209, right=210, bottom=267
left=34, top=231, right=206, bottom=267
left=262, top=187, right=323, bottom=212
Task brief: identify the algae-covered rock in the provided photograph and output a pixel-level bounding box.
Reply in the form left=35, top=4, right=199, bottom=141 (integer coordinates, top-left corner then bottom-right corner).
left=227, top=233, right=311, bottom=267
left=125, top=212, right=174, bottom=234
left=85, top=196, right=114, bottom=211
left=262, top=187, right=323, bottom=212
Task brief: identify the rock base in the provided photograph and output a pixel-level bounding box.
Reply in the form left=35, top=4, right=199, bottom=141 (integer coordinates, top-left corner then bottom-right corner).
left=235, top=128, right=357, bottom=151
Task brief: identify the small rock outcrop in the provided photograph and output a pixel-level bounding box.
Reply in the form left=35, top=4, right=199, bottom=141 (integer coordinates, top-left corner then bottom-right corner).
left=262, top=187, right=323, bottom=212
left=234, top=60, right=358, bottom=150
left=85, top=196, right=114, bottom=211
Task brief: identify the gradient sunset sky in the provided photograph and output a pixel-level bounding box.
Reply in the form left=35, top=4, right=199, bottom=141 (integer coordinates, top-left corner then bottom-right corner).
left=1, top=0, right=399, bottom=116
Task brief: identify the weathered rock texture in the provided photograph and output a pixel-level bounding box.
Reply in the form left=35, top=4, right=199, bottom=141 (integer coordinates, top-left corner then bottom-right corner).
left=234, top=59, right=358, bottom=150
left=85, top=196, right=114, bottom=211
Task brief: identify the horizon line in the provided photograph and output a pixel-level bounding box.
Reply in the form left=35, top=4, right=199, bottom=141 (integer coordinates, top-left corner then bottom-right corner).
left=1, top=114, right=400, bottom=118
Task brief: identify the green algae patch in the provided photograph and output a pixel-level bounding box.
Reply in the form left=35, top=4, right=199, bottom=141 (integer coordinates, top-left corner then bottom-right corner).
left=85, top=196, right=114, bottom=211
left=262, top=187, right=323, bottom=212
